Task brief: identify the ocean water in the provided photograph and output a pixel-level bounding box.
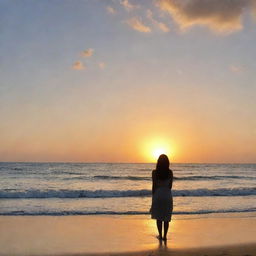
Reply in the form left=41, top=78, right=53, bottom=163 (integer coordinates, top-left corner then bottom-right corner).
left=0, top=162, right=255, bottom=216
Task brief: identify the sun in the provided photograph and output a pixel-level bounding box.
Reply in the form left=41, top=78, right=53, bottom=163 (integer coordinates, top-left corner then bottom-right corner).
left=142, top=137, right=174, bottom=162
left=152, top=148, right=168, bottom=160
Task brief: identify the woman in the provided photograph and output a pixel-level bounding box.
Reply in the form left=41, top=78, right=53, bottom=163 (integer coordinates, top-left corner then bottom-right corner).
left=150, top=154, right=173, bottom=241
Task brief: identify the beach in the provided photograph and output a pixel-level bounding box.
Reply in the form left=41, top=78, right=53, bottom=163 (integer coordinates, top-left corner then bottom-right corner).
left=1, top=163, right=255, bottom=255
left=0, top=213, right=255, bottom=256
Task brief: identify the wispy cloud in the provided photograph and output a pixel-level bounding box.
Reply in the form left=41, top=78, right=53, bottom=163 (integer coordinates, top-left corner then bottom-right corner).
left=157, top=0, right=255, bottom=34
left=82, top=48, right=94, bottom=57
left=120, top=0, right=139, bottom=11
left=72, top=61, right=86, bottom=70
left=126, top=17, right=151, bottom=33
left=177, top=69, right=184, bottom=75
left=98, top=62, right=106, bottom=69
left=230, top=64, right=244, bottom=73
left=107, top=6, right=116, bottom=14
left=147, top=9, right=170, bottom=32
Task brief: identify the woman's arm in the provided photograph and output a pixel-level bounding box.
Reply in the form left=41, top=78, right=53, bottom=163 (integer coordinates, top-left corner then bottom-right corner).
left=152, top=170, right=156, bottom=195
left=169, top=170, right=173, bottom=189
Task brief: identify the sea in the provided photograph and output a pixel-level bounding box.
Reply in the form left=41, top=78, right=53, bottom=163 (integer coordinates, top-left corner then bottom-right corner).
left=0, top=162, right=255, bottom=216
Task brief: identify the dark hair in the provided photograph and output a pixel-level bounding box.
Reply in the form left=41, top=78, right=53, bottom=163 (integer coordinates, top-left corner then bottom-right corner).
left=155, top=154, right=170, bottom=180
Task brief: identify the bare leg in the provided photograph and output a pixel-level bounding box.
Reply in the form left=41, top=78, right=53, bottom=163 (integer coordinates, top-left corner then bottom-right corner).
left=163, top=221, right=169, bottom=240
left=156, top=220, right=162, bottom=239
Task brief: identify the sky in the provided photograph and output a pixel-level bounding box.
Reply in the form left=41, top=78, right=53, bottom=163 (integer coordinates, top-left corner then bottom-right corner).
left=0, top=0, right=256, bottom=163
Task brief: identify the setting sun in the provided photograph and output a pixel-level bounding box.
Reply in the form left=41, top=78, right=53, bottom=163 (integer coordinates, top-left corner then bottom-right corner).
left=141, top=137, right=175, bottom=162
left=152, top=148, right=168, bottom=160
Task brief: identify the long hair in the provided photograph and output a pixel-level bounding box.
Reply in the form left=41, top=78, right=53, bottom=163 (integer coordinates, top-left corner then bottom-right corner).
left=155, top=154, right=170, bottom=180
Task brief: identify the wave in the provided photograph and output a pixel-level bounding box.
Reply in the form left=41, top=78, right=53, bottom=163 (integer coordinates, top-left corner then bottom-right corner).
left=0, top=187, right=255, bottom=199
left=93, top=175, right=150, bottom=181
left=175, top=175, right=255, bottom=180
left=92, top=175, right=254, bottom=181
left=0, top=208, right=255, bottom=216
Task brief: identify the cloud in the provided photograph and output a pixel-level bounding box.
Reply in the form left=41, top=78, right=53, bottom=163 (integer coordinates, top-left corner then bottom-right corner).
left=107, top=6, right=116, bottom=14
left=98, top=62, right=106, bottom=69
left=82, top=48, right=94, bottom=57
left=230, top=64, right=244, bottom=73
left=126, top=17, right=151, bottom=33
left=147, top=9, right=170, bottom=32
left=120, top=0, right=139, bottom=11
left=177, top=69, right=184, bottom=75
left=157, top=0, right=255, bottom=33
left=72, top=61, right=86, bottom=70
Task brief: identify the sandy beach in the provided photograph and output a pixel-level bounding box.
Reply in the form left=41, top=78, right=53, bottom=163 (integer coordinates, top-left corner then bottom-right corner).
left=0, top=213, right=255, bottom=256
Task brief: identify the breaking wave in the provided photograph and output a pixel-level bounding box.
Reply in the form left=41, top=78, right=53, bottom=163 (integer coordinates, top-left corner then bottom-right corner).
left=1, top=187, right=255, bottom=199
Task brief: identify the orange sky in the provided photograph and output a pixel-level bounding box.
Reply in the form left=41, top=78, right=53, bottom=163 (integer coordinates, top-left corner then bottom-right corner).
left=0, top=0, right=256, bottom=163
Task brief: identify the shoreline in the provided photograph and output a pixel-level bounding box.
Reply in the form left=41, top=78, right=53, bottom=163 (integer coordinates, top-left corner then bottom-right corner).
left=0, top=211, right=255, bottom=218
left=0, top=213, right=255, bottom=256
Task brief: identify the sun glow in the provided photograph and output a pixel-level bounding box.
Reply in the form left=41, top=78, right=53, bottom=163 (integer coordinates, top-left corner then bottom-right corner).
left=152, top=148, right=168, bottom=160
left=142, top=137, right=175, bottom=162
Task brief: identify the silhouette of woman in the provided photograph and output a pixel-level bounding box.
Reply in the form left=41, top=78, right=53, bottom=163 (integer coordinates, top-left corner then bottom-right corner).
left=150, top=154, right=173, bottom=241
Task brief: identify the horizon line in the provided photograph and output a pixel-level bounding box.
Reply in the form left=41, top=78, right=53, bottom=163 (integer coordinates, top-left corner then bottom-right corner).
left=0, top=161, right=255, bottom=165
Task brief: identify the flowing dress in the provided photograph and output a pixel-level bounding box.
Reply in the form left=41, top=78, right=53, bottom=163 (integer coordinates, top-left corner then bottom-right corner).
left=150, top=171, right=173, bottom=222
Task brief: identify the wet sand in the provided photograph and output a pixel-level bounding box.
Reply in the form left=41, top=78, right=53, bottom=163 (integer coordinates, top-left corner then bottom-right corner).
left=0, top=214, right=255, bottom=256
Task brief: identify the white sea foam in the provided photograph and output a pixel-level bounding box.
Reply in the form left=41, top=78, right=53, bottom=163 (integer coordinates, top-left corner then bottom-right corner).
left=1, top=208, right=255, bottom=216
left=0, top=187, right=255, bottom=198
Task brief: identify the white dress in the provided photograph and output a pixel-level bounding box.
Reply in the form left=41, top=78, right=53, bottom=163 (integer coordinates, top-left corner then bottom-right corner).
left=150, top=175, right=173, bottom=222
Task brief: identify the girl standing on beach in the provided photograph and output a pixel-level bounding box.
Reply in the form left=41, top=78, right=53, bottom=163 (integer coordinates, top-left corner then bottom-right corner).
left=150, top=154, right=173, bottom=241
